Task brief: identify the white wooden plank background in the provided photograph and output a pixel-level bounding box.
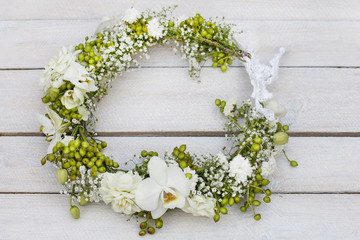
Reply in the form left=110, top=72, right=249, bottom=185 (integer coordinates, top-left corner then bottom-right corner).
left=0, top=0, right=359, bottom=239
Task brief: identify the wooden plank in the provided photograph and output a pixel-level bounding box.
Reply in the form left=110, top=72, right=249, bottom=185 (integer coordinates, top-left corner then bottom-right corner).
left=1, top=20, right=360, bottom=68
left=1, top=68, right=359, bottom=133
left=1, top=0, right=360, bottom=21
left=1, top=194, right=359, bottom=239
left=1, top=136, right=359, bottom=193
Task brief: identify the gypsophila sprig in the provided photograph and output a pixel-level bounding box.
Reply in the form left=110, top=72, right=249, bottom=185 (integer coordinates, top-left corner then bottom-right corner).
left=37, top=6, right=297, bottom=236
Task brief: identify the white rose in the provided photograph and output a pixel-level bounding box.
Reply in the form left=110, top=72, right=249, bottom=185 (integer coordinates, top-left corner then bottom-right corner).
left=100, top=171, right=142, bottom=215
left=181, top=195, right=216, bottom=218
left=61, top=87, right=86, bottom=109
left=40, top=46, right=77, bottom=93
left=266, top=99, right=286, bottom=119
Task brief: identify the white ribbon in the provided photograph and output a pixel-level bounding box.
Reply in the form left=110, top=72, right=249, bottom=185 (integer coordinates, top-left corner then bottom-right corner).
left=242, top=47, right=286, bottom=120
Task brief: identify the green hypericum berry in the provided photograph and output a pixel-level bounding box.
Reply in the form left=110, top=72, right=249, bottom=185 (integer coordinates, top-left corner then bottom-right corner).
left=215, top=99, right=221, bottom=106
left=139, top=230, right=146, bottom=236
left=254, top=137, right=262, bottom=144
left=219, top=64, right=227, bottom=72
left=221, top=101, right=226, bottom=107
left=255, top=174, right=263, bottom=181
left=168, top=21, right=174, bottom=27
left=179, top=144, right=186, bottom=152
left=273, top=132, right=289, bottom=145
left=265, top=189, right=272, bottom=196
left=234, top=196, right=241, bottom=204
left=228, top=197, right=235, bottom=206
left=240, top=206, right=247, bottom=212
left=81, top=141, right=89, bottom=148
left=213, top=214, right=220, bottom=222
left=101, top=141, right=107, bottom=148
left=47, top=154, right=55, bottom=162
left=139, top=222, right=147, bottom=229
left=253, top=200, right=261, bottom=207
left=41, top=157, right=46, bottom=165
left=221, top=198, right=228, bottom=206
left=113, top=162, right=119, bottom=168
left=290, top=161, right=298, bottom=167
left=141, top=150, right=148, bottom=157
left=147, top=227, right=155, bottom=234
left=212, top=62, right=219, bottom=68
left=155, top=220, right=163, bottom=229
left=178, top=152, right=185, bottom=160
left=283, top=125, right=289, bottom=131
left=254, top=214, right=261, bottom=221
left=261, top=179, right=270, bottom=186
left=220, top=207, right=228, bottom=214
left=79, top=193, right=88, bottom=206
left=70, top=206, right=80, bottom=219
left=185, top=173, right=193, bottom=179
left=81, top=158, right=89, bottom=165
left=179, top=160, right=188, bottom=169
left=251, top=143, right=261, bottom=152
left=57, top=169, right=68, bottom=185
left=263, top=196, right=271, bottom=203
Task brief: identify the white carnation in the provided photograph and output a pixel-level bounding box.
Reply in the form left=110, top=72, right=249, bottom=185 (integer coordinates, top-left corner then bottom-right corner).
left=147, top=18, right=165, bottom=39
left=181, top=195, right=216, bottom=218
left=223, top=97, right=238, bottom=117
left=262, top=156, right=277, bottom=177
left=229, top=155, right=254, bottom=184
left=122, top=8, right=141, bottom=24
left=100, top=171, right=142, bottom=215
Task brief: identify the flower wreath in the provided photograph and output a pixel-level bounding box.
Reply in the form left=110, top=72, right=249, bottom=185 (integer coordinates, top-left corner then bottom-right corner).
left=37, top=6, right=298, bottom=236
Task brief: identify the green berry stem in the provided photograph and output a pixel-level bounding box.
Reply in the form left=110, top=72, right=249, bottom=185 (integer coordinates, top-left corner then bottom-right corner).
left=282, top=149, right=298, bottom=167
left=227, top=115, right=245, bottom=132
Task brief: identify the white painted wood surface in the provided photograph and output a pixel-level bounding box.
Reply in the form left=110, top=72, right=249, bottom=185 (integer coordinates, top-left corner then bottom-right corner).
left=0, top=1, right=359, bottom=239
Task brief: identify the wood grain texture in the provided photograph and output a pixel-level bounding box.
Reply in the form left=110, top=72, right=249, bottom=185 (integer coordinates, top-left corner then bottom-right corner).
left=2, top=0, right=360, bottom=21
left=1, top=136, right=359, bottom=193
left=1, top=20, right=360, bottom=68
left=1, top=194, right=359, bottom=239
left=1, top=68, right=359, bottom=133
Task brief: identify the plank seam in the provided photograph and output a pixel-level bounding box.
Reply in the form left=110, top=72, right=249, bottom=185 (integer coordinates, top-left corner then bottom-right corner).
left=1, top=132, right=360, bottom=137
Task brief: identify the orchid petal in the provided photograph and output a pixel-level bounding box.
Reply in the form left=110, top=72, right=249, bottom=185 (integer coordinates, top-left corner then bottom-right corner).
left=47, top=107, right=63, bottom=129
left=78, top=106, right=89, bottom=121
left=166, top=166, right=190, bottom=197
left=148, top=156, right=168, bottom=186
left=47, top=134, right=61, bottom=154
left=151, top=202, right=167, bottom=219
left=135, top=178, right=162, bottom=211
left=36, top=113, right=53, bottom=135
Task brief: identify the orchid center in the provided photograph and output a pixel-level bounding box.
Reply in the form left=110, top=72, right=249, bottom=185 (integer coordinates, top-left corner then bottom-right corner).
left=163, top=192, right=177, bottom=204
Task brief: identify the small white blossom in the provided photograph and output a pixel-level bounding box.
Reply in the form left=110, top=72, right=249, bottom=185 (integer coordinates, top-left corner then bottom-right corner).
left=223, top=97, right=238, bottom=117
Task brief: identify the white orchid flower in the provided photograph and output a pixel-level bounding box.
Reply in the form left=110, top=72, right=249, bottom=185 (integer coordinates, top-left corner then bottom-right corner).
left=62, top=62, right=98, bottom=92
left=36, top=107, right=69, bottom=153
left=61, top=87, right=86, bottom=109
left=135, top=157, right=190, bottom=219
